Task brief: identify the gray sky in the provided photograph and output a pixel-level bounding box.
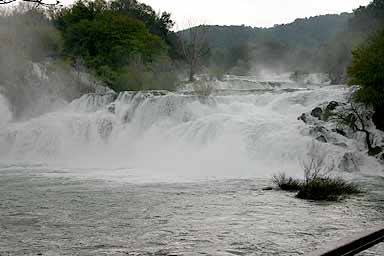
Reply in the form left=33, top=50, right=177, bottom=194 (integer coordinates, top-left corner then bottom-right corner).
left=59, top=0, right=372, bottom=29
left=141, top=0, right=371, bottom=29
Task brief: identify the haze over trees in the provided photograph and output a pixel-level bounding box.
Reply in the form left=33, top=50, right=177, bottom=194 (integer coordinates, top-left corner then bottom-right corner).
left=181, top=0, right=384, bottom=85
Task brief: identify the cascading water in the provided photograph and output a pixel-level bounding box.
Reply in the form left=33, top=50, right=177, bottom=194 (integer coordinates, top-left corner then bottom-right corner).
left=0, top=93, right=12, bottom=127
left=0, top=80, right=382, bottom=181
left=1, top=78, right=384, bottom=255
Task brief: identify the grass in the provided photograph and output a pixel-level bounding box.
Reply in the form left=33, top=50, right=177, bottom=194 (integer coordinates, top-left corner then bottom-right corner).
left=296, top=177, right=361, bottom=201
left=273, top=173, right=361, bottom=201
left=272, top=173, right=302, bottom=191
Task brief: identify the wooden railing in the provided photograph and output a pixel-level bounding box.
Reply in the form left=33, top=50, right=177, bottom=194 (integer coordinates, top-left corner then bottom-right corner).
left=309, top=227, right=384, bottom=256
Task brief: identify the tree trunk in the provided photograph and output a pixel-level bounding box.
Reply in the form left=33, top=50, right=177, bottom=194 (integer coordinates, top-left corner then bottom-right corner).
left=363, top=129, right=372, bottom=151
left=189, top=63, right=195, bottom=82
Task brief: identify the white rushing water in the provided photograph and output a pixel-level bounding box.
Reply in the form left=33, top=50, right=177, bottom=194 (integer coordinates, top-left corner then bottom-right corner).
left=0, top=80, right=382, bottom=182
left=0, top=94, right=12, bottom=127
left=1, top=80, right=384, bottom=256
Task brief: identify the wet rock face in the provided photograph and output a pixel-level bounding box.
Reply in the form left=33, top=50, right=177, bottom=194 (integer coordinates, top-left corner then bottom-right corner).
left=316, top=135, right=327, bottom=143
left=338, top=152, right=361, bottom=173
left=309, top=126, right=329, bottom=137
left=298, top=113, right=307, bottom=123
left=325, top=101, right=340, bottom=112
left=311, top=107, right=323, bottom=119
left=332, top=128, right=347, bottom=137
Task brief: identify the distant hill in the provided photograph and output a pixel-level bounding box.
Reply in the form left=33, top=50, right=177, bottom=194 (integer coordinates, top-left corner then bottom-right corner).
left=203, top=13, right=352, bottom=51
left=178, top=13, right=353, bottom=79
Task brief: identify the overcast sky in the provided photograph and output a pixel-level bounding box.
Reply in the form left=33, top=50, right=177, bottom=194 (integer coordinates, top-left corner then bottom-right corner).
left=140, top=0, right=372, bottom=29
left=59, top=0, right=372, bottom=29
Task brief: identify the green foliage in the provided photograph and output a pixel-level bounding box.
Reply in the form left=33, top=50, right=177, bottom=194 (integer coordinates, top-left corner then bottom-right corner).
left=349, top=0, right=384, bottom=35
left=273, top=142, right=361, bottom=201
left=53, top=0, right=178, bottom=91
left=114, top=55, right=178, bottom=91
left=272, top=173, right=302, bottom=191
left=348, top=30, right=384, bottom=107
left=273, top=174, right=361, bottom=201
left=297, top=177, right=361, bottom=201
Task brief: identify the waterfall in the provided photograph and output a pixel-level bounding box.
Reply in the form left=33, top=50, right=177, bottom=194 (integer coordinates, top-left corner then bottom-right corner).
left=0, top=94, right=12, bottom=127
left=0, top=81, right=382, bottom=180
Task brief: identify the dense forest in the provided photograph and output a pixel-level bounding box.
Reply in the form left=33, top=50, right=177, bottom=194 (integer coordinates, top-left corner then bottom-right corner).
left=0, top=0, right=182, bottom=95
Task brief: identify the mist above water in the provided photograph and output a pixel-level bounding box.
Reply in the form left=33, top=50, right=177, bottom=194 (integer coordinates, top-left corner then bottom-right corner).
left=0, top=94, right=12, bottom=127
left=1, top=78, right=382, bottom=182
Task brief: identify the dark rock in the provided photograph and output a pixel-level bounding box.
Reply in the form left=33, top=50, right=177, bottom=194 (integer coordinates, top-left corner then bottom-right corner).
left=298, top=113, right=307, bottom=123
left=309, top=126, right=329, bottom=136
left=332, top=128, right=347, bottom=137
left=316, top=135, right=327, bottom=143
left=338, top=152, right=360, bottom=173
left=325, top=101, right=339, bottom=112
left=333, top=142, right=348, bottom=148
left=373, top=105, right=384, bottom=131
left=107, top=103, right=116, bottom=114
left=262, top=186, right=273, bottom=191
left=368, top=146, right=383, bottom=156
left=311, top=107, right=323, bottom=119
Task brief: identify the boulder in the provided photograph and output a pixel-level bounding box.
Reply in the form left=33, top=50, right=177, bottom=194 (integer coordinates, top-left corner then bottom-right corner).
left=332, top=128, right=347, bottom=137
left=311, top=107, right=323, bottom=119
left=325, top=101, right=340, bottom=112
left=309, top=126, right=329, bottom=137
left=298, top=113, right=307, bottom=123
left=316, top=135, right=327, bottom=143
left=107, top=103, right=116, bottom=114
left=333, top=142, right=348, bottom=148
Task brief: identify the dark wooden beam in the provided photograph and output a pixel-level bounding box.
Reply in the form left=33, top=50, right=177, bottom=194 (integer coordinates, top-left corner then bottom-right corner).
left=309, top=227, right=384, bottom=256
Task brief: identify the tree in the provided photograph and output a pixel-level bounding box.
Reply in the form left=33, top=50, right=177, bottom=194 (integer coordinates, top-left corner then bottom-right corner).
left=348, top=29, right=384, bottom=131
left=53, top=0, right=168, bottom=90
left=348, top=30, right=384, bottom=107
left=334, top=101, right=375, bottom=153
left=179, top=21, right=210, bottom=82
left=0, top=0, right=60, bottom=6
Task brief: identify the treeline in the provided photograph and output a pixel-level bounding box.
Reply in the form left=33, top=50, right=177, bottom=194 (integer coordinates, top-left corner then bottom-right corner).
left=185, top=14, right=352, bottom=79
left=0, top=0, right=184, bottom=93
left=190, top=0, right=384, bottom=84
left=51, top=0, right=182, bottom=91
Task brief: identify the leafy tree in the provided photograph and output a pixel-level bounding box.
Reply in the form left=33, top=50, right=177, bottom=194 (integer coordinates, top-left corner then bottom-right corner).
left=334, top=102, right=375, bottom=153
left=348, top=30, right=384, bottom=108
left=53, top=0, right=171, bottom=90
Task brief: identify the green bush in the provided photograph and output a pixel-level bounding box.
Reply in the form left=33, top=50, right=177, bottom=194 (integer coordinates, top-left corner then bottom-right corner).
left=53, top=0, right=176, bottom=91
left=297, top=177, right=361, bottom=201
left=114, top=55, right=178, bottom=91
left=272, top=173, right=303, bottom=191
left=273, top=141, right=361, bottom=201
left=273, top=174, right=361, bottom=201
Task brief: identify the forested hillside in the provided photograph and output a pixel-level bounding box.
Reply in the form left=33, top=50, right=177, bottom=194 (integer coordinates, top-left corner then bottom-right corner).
left=182, top=1, right=384, bottom=83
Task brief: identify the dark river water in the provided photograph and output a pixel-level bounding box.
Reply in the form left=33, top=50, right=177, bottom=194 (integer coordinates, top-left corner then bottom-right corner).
left=0, top=167, right=383, bottom=256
